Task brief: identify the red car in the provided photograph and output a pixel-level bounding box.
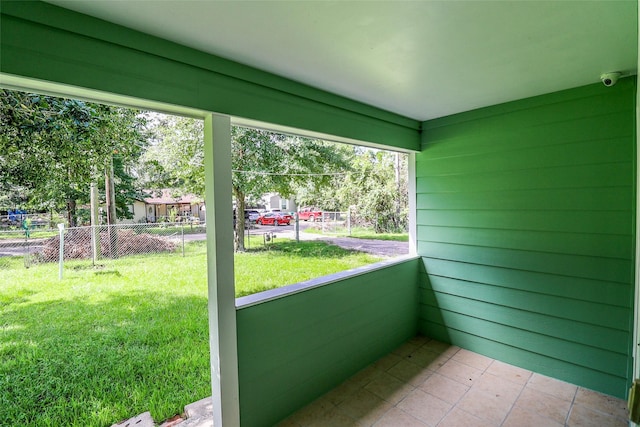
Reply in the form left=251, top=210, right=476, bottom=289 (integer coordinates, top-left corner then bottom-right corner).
left=256, top=212, right=292, bottom=226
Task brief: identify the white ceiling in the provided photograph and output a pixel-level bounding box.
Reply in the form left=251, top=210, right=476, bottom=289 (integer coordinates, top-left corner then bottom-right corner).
left=47, top=0, right=637, bottom=121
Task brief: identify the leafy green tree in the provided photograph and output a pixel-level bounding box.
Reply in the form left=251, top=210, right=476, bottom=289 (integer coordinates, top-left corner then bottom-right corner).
left=0, top=89, right=146, bottom=226
left=139, top=114, right=205, bottom=196
left=232, top=128, right=349, bottom=251
left=306, top=148, right=409, bottom=233
left=140, top=118, right=350, bottom=251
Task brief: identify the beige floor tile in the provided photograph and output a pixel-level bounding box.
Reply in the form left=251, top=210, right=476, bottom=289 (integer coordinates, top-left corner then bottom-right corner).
left=307, top=407, right=359, bottom=427
left=349, top=365, right=386, bottom=388
left=282, top=395, right=334, bottom=425
left=419, top=372, right=469, bottom=405
left=452, top=348, right=493, bottom=371
left=405, top=345, right=447, bottom=369
left=526, top=373, right=577, bottom=402
left=326, top=376, right=369, bottom=406
left=364, top=372, right=415, bottom=405
left=502, top=405, right=563, bottom=427
left=472, top=372, right=524, bottom=403
left=437, top=407, right=498, bottom=427
left=337, top=387, right=394, bottom=421
left=393, top=341, right=424, bottom=358
left=567, top=403, right=628, bottom=427
left=387, top=359, right=434, bottom=387
left=275, top=415, right=302, bottom=427
left=485, top=360, right=532, bottom=385
left=436, top=358, right=483, bottom=387
left=397, top=388, right=452, bottom=426
left=423, top=340, right=460, bottom=358
left=372, top=407, right=428, bottom=427
left=514, top=387, right=571, bottom=425
left=574, top=387, right=628, bottom=419
left=455, top=388, right=514, bottom=424
left=373, top=352, right=403, bottom=371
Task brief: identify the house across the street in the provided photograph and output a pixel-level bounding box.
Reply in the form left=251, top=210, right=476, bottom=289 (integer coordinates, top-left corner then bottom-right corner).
left=131, top=189, right=205, bottom=223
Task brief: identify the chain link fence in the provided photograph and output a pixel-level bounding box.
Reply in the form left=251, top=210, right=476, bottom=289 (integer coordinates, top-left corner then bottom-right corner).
left=304, top=211, right=351, bottom=235
left=0, top=222, right=206, bottom=269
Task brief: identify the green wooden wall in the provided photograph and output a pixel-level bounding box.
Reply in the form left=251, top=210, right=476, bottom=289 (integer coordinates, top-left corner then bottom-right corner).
left=236, top=259, right=419, bottom=427
left=417, top=79, right=636, bottom=399
left=0, top=1, right=420, bottom=150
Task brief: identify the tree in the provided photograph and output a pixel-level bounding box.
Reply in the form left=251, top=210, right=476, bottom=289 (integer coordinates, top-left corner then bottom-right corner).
left=140, top=117, right=350, bottom=252
left=305, top=148, right=409, bottom=233
left=0, top=89, right=146, bottom=226
left=139, top=114, right=205, bottom=196
left=231, top=127, right=349, bottom=251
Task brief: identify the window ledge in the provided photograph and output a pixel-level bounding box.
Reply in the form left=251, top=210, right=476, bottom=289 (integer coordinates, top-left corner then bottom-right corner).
left=235, top=254, right=419, bottom=310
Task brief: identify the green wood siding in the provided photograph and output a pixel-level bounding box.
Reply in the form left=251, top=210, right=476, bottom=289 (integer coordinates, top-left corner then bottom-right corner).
left=236, top=259, right=419, bottom=427
left=0, top=1, right=420, bottom=150
left=416, top=79, right=636, bottom=398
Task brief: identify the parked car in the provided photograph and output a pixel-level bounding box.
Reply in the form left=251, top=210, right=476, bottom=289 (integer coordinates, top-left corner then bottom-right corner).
left=298, top=207, right=322, bottom=222
left=244, top=209, right=261, bottom=222
left=256, top=212, right=292, bottom=226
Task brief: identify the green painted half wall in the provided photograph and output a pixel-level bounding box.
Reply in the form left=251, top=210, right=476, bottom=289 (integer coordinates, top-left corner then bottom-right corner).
left=417, top=78, right=637, bottom=399
left=236, top=259, right=419, bottom=427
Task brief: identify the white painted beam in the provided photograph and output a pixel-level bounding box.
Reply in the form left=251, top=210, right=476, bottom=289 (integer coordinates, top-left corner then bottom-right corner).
left=408, top=152, right=417, bottom=256
left=204, top=113, right=240, bottom=426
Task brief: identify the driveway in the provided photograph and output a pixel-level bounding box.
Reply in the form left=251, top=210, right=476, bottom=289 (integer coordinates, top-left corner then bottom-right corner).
left=249, top=223, right=409, bottom=257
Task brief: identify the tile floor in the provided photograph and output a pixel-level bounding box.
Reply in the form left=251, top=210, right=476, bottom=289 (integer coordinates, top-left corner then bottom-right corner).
left=277, top=336, right=629, bottom=427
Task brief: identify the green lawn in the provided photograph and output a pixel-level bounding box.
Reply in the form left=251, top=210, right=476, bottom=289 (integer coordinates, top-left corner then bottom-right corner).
left=303, top=226, right=409, bottom=242
left=0, top=239, right=380, bottom=426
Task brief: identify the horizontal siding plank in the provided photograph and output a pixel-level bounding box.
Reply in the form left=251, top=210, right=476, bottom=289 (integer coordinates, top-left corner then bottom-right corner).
left=416, top=209, right=632, bottom=235
left=422, top=112, right=633, bottom=157
left=418, top=242, right=632, bottom=284
left=417, top=137, right=632, bottom=176
left=417, top=187, right=632, bottom=212
left=420, top=291, right=629, bottom=353
left=420, top=306, right=628, bottom=378
left=422, top=274, right=630, bottom=331
left=419, top=261, right=630, bottom=307
left=418, top=320, right=630, bottom=399
left=417, top=226, right=632, bottom=259
left=422, top=83, right=635, bottom=134
left=417, top=162, right=632, bottom=192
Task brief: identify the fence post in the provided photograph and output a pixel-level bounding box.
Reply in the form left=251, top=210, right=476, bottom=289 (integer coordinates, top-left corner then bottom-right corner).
left=57, top=223, right=64, bottom=280
left=347, top=209, right=351, bottom=236
left=182, top=222, right=185, bottom=257
left=24, top=227, right=31, bottom=269
left=295, top=213, right=300, bottom=242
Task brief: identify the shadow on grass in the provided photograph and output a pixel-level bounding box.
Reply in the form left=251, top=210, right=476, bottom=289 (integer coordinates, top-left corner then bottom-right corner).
left=244, top=240, right=362, bottom=258
left=0, top=291, right=211, bottom=426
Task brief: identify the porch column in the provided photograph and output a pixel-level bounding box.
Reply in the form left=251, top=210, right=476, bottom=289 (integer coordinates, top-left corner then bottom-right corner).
left=203, top=113, right=240, bottom=425
left=407, top=152, right=417, bottom=256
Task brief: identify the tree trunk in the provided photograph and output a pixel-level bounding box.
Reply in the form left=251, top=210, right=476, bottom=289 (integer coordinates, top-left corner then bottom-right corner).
left=66, top=199, right=77, bottom=227
left=105, top=157, right=118, bottom=258
left=233, top=187, right=246, bottom=252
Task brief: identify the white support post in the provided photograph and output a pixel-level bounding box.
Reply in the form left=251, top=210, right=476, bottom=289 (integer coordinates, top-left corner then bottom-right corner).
left=203, top=113, right=240, bottom=426
left=408, top=152, right=417, bottom=256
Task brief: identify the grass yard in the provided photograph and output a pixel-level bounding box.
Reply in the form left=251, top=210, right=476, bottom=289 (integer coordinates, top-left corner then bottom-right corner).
left=303, top=226, right=409, bottom=242
left=0, top=239, right=380, bottom=426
